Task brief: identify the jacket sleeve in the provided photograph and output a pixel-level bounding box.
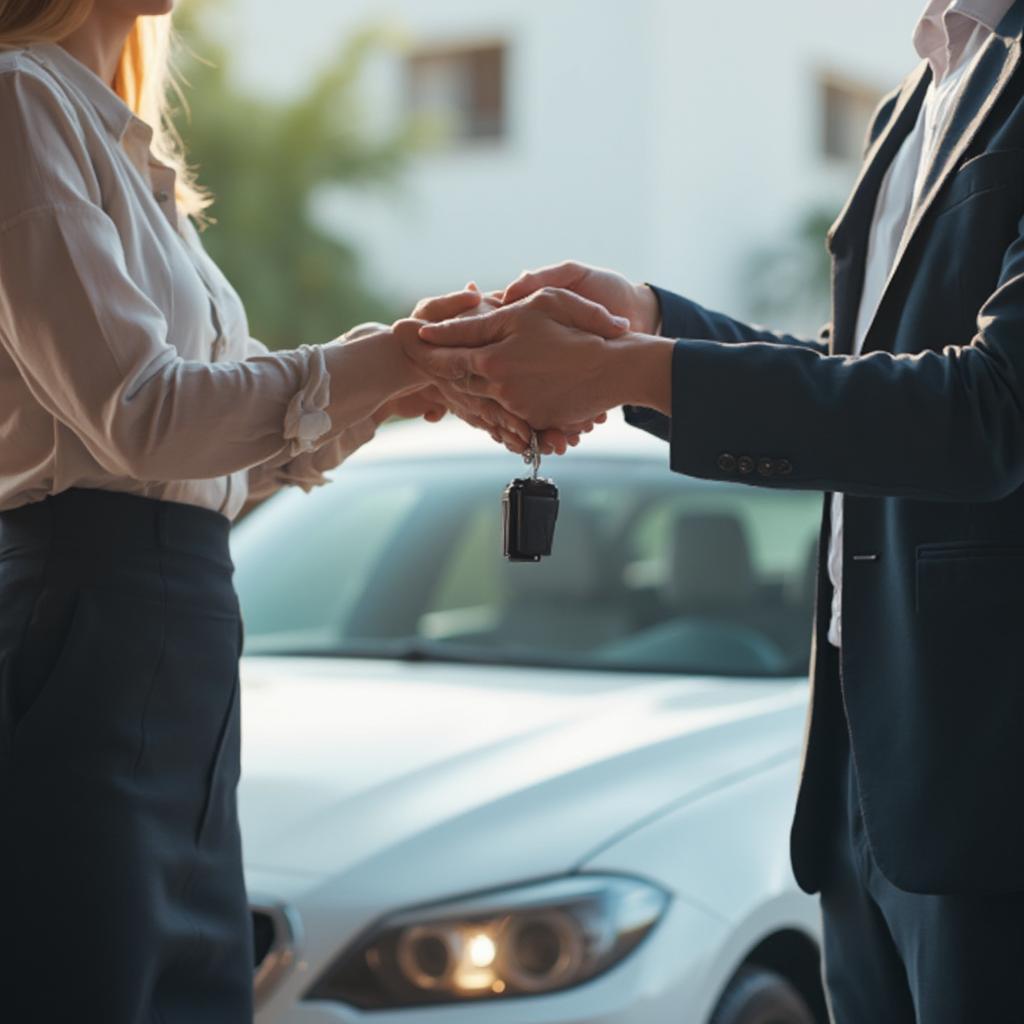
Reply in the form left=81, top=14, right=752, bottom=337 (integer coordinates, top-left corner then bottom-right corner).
left=625, top=79, right=902, bottom=451
left=661, top=214, right=1024, bottom=502
left=624, top=284, right=831, bottom=441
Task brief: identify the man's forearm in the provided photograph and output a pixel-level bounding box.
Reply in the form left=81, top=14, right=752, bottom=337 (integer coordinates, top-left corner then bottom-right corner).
left=665, top=331, right=1024, bottom=502
left=651, top=286, right=830, bottom=354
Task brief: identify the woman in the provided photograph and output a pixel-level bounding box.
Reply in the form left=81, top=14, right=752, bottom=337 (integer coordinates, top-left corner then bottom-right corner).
left=0, top=1, right=613, bottom=1020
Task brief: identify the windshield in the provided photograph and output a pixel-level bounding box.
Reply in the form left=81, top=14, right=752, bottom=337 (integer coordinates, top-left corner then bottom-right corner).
left=232, top=456, right=822, bottom=677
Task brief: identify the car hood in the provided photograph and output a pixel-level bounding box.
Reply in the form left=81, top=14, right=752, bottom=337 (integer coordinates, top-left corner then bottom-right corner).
left=239, top=657, right=806, bottom=904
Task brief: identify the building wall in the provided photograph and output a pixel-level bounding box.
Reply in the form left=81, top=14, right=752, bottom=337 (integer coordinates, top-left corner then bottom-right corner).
left=645, top=0, right=918, bottom=324
left=233, top=0, right=923, bottom=327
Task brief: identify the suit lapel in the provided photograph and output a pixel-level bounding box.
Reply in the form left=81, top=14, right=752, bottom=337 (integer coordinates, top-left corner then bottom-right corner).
left=827, top=64, right=930, bottom=355
left=861, top=19, right=1024, bottom=354
left=827, top=63, right=930, bottom=257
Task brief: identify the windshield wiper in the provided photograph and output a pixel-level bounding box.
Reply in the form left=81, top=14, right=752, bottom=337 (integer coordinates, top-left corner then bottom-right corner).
left=251, top=640, right=549, bottom=667
left=243, top=641, right=801, bottom=678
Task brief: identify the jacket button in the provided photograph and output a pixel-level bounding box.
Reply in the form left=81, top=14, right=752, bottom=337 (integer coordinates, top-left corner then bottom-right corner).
left=737, top=455, right=755, bottom=475
left=778, top=459, right=793, bottom=476
left=717, top=453, right=737, bottom=473
left=757, top=457, right=775, bottom=477
left=155, top=190, right=170, bottom=203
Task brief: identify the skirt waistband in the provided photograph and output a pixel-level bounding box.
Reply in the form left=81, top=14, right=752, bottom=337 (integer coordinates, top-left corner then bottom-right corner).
left=0, top=489, right=232, bottom=567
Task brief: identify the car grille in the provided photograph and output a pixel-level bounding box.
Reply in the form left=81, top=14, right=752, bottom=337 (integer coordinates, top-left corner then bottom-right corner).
left=250, top=901, right=301, bottom=1008
left=252, top=909, right=276, bottom=970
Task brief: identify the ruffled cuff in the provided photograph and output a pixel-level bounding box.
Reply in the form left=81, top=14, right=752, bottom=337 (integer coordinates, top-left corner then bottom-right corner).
left=283, top=344, right=332, bottom=455
left=274, top=459, right=332, bottom=494
left=250, top=417, right=378, bottom=498
left=246, top=451, right=331, bottom=500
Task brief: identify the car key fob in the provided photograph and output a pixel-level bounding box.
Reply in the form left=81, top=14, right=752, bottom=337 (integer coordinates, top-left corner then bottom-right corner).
left=502, top=432, right=559, bottom=562
left=502, top=476, right=559, bottom=561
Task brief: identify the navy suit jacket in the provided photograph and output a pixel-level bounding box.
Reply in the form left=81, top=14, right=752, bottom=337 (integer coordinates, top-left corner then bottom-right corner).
left=628, top=1, right=1024, bottom=894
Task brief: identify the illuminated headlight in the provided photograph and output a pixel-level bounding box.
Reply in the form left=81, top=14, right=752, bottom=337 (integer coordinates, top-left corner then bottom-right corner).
left=305, top=875, right=669, bottom=1008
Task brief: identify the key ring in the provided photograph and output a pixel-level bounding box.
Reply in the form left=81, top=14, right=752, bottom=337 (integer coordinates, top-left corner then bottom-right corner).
left=523, top=431, right=541, bottom=480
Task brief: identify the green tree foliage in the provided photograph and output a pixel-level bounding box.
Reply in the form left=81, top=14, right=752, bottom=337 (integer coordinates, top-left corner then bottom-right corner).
left=744, top=206, right=836, bottom=336
left=171, top=4, right=414, bottom=349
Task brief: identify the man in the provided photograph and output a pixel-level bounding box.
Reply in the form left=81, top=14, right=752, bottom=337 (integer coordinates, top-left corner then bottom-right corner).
left=403, top=1, right=1024, bottom=1020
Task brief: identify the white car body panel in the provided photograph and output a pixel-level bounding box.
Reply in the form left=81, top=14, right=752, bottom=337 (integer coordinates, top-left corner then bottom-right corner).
left=239, top=419, right=824, bottom=1023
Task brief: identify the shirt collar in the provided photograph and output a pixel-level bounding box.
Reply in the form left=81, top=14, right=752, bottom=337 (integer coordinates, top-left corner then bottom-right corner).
left=913, top=0, right=1017, bottom=79
left=26, top=41, right=150, bottom=145
left=917, top=0, right=1016, bottom=39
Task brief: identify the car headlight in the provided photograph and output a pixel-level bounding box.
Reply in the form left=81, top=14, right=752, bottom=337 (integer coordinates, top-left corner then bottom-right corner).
left=306, top=875, right=669, bottom=1008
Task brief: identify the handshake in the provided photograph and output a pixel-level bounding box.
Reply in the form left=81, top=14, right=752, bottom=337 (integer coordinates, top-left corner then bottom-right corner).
left=377, top=262, right=674, bottom=456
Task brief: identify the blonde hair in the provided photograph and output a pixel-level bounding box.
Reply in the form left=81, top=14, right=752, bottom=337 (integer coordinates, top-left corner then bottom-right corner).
left=0, top=1, right=209, bottom=217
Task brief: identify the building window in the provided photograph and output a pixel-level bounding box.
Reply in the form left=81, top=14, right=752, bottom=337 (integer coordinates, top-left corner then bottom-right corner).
left=819, top=71, right=884, bottom=163
left=406, top=43, right=506, bottom=144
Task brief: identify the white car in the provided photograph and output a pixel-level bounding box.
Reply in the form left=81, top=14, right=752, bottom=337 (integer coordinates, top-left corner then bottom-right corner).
left=232, top=417, right=827, bottom=1024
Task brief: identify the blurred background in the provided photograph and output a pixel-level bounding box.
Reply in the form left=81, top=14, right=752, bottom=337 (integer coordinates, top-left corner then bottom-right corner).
left=173, top=0, right=924, bottom=353
left=192, top=5, right=935, bottom=1016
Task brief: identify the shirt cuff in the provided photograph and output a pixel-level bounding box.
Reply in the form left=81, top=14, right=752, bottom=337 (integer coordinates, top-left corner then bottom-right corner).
left=283, top=344, right=332, bottom=455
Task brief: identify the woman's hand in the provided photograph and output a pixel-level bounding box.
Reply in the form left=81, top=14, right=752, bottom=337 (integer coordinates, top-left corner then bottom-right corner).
left=391, top=319, right=533, bottom=453
left=342, top=320, right=391, bottom=342
left=337, top=287, right=526, bottom=453
left=405, top=286, right=534, bottom=453
left=412, top=283, right=501, bottom=323
left=372, top=386, right=448, bottom=426
left=412, top=288, right=635, bottom=430
left=405, top=284, right=604, bottom=455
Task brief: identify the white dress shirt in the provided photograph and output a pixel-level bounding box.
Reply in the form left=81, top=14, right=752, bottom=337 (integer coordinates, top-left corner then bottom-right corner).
left=0, top=43, right=374, bottom=520
left=826, top=0, right=1015, bottom=647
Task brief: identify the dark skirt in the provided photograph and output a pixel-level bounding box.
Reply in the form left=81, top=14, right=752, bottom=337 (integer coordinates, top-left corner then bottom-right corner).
left=0, top=489, right=252, bottom=1023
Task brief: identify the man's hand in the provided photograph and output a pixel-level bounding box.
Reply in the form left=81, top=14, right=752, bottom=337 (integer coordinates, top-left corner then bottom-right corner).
left=404, top=286, right=598, bottom=455
left=403, top=287, right=533, bottom=451
left=410, top=287, right=648, bottom=428
left=391, top=319, right=538, bottom=453
left=503, top=261, right=661, bottom=336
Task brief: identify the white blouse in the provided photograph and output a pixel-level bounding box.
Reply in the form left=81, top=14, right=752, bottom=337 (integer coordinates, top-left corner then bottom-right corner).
left=0, top=42, right=371, bottom=520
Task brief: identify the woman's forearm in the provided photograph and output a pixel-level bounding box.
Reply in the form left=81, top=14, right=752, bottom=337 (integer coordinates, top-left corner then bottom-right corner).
left=321, top=327, right=425, bottom=433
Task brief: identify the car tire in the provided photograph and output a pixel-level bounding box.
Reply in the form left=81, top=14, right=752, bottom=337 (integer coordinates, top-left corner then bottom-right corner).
left=709, top=966, right=817, bottom=1024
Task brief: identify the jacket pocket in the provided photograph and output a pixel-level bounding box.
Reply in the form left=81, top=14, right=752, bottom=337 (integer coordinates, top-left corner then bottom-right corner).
left=932, top=149, right=1024, bottom=218
left=916, top=543, right=1024, bottom=613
